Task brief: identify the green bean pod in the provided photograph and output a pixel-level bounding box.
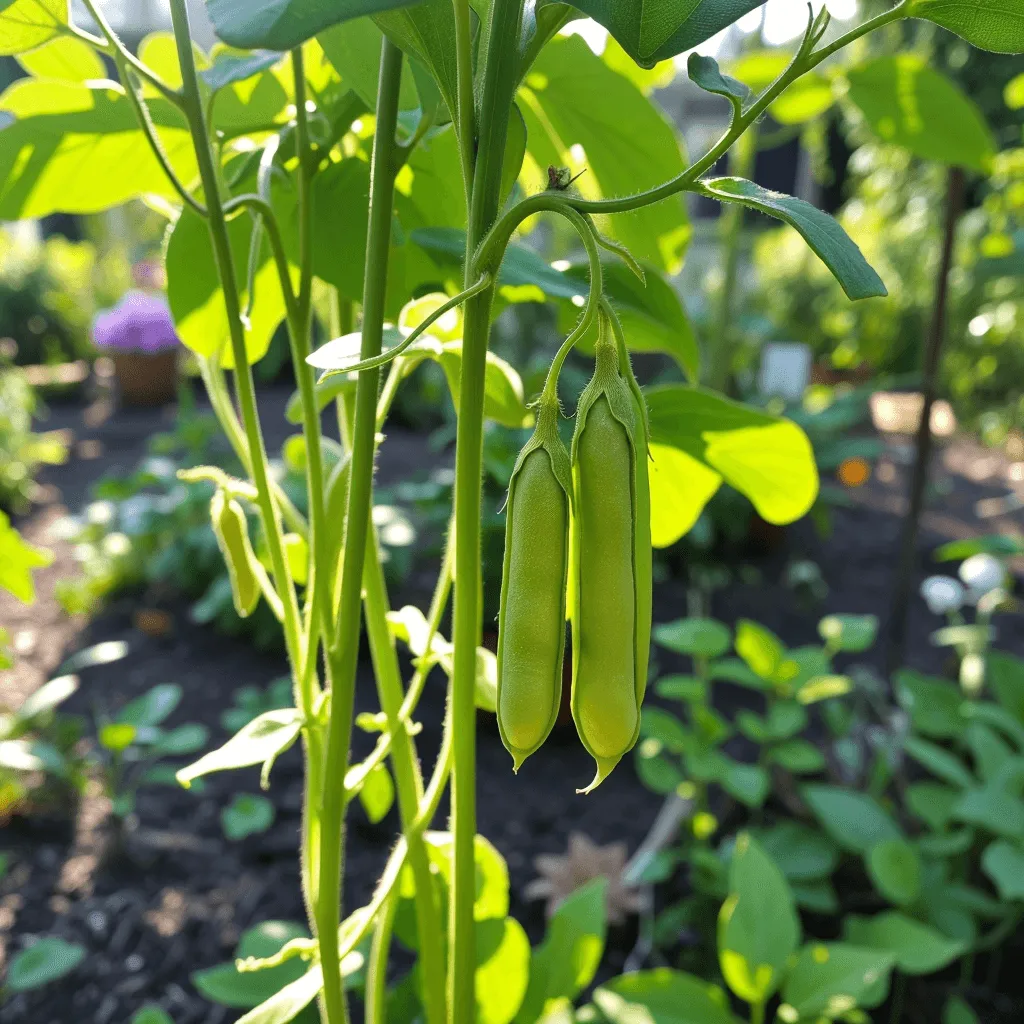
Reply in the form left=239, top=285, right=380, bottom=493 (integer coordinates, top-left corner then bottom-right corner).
left=210, top=489, right=263, bottom=617
left=496, top=403, right=573, bottom=770
left=570, top=333, right=646, bottom=793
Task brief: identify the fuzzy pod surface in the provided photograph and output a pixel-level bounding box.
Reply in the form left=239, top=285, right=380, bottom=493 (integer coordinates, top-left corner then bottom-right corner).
left=210, top=489, right=263, bottom=617
left=496, top=404, right=573, bottom=770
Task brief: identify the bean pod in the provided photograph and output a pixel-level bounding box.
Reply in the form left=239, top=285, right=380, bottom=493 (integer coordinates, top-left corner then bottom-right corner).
left=570, top=332, right=650, bottom=792
left=210, top=489, right=263, bottom=617
left=496, top=403, right=573, bottom=770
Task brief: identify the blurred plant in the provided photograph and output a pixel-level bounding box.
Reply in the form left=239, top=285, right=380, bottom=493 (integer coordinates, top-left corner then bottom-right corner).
left=0, top=361, right=68, bottom=514
left=93, top=683, right=208, bottom=823
left=221, top=676, right=293, bottom=733
left=221, top=792, right=276, bottom=841
left=0, top=225, right=128, bottom=365
left=0, top=674, right=88, bottom=820
left=1, top=936, right=86, bottom=1000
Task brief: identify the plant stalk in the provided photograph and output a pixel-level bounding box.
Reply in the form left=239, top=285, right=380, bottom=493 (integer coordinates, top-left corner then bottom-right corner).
left=886, top=166, right=965, bottom=679
left=317, top=39, right=404, bottom=1024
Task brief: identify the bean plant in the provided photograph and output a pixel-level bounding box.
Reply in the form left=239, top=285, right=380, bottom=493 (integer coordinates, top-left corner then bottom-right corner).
left=2, top=0, right=1021, bottom=1021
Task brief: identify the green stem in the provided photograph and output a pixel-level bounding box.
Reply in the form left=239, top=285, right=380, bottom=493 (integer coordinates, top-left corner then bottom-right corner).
left=451, top=0, right=476, bottom=191
left=364, top=888, right=399, bottom=1024
left=750, top=1001, right=765, bottom=1024
left=362, top=531, right=447, bottom=1024
left=448, top=0, right=524, bottom=1017
left=706, top=126, right=757, bottom=393
left=318, top=39, right=404, bottom=1024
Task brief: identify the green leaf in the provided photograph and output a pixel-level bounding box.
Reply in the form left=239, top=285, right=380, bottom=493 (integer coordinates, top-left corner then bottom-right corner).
left=729, top=50, right=834, bottom=125
left=153, top=723, right=208, bottom=756
left=896, top=670, right=966, bottom=738
left=0, top=511, right=53, bottom=603
left=753, top=821, right=838, bottom=882
left=718, top=833, right=799, bottom=1005
left=653, top=617, right=730, bottom=659
left=981, top=839, right=1024, bottom=900
left=192, top=921, right=310, bottom=1009
left=593, top=968, right=739, bottom=1024
left=944, top=995, right=980, bottom=1024
left=374, top=0, right=461, bottom=123
left=0, top=0, right=67, bottom=56
left=165, top=200, right=287, bottom=367
left=514, top=880, right=606, bottom=1023
left=989, top=652, right=1024, bottom=724
left=131, top=1007, right=174, bottom=1024
left=818, top=613, right=878, bottom=653
left=934, top=535, right=1024, bottom=561
left=843, top=912, right=966, bottom=974
left=357, top=762, right=395, bottom=824
left=1007, top=72, right=1024, bottom=110
left=655, top=675, right=706, bottom=702
left=5, top=936, right=84, bottom=992
left=319, top=18, right=416, bottom=109
left=903, top=736, right=973, bottom=788
left=802, top=785, right=902, bottom=854
left=100, top=722, right=137, bottom=753
left=520, top=35, right=690, bottom=272
left=952, top=786, right=1024, bottom=838
left=475, top=917, right=530, bottom=1024
left=910, top=0, right=1024, bottom=53
left=965, top=722, right=1013, bottom=782
left=200, top=49, right=283, bottom=92
left=687, top=53, right=750, bottom=107
left=116, top=683, right=182, bottom=728
left=176, top=709, right=302, bottom=790
left=205, top=0, right=420, bottom=49
left=636, top=740, right=686, bottom=794
left=559, top=260, right=700, bottom=378
left=769, top=739, right=826, bottom=775
left=791, top=880, right=839, bottom=914
left=780, top=943, right=894, bottom=1020
left=435, top=341, right=531, bottom=429
left=562, top=0, right=768, bottom=67
left=422, top=831, right=510, bottom=921
left=867, top=839, right=922, bottom=907
left=906, top=782, right=959, bottom=831
left=230, top=964, right=324, bottom=1024
left=700, top=177, right=887, bottom=300
left=221, top=793, right=275, bottom=841
left=17, top=36, right=105, bottom=81
left=845, top=56, right=995, bottom=172
left=645, top=385, right=819, bottom=542
left=721, top=760, right=769, bottom=808
left=734, top=619, right=789, bottom=683
left=0, top=79, right=196, bottom=219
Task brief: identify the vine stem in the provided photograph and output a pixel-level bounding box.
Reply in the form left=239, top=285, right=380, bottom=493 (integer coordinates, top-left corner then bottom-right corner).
left=449, top=0, right=524, bottom=1017
left=318, top=39, right=404, bottom=1024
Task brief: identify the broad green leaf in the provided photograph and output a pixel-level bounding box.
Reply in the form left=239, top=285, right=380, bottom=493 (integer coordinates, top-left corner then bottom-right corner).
left=944, top=995, right=981, bottom=1024
left=514, top=879, right=606, bottom=1023
left=374, top=0, right=460, bottom=126
left=17, top=36, right=104, bottom=81
left=989, top=652, right=1024, bottom=725
left=718, top=834, right=799, bottom=1004
left=192, top=921, right=310, bottom=1009
left=843, top=912, right=966, bottom=974
left=358, top=762, right=395, bottom=823
left=603, top=36, right=675, bottom=94
left=165, top=201, right=287, bottom=367
left=952, top=786, right=1024, bottom=838
left=559, top=260, right=699, bottom=378
left=645, top=385, right=818, bottom=531
left=561, top=0, right=768, bottom=67
left=636, top=743, right=685, bottom=794
left=653, top=618, right=731, bottom=659
left=5, top=936, right=84, bottom=992
left=0, top=0, right=67, bottom=56
left=903, top=735, right=973, bottom=788
left=700, top=177, right=886, bottom=300
left=230, top=964, right=324, bottom=1024
left=802, top=785, right=902, bottom=854
left=222, top=793, right=275, bottom=840
left=205, top=0, right=420, bottom=49
left=647, top=441, right=721, bottom=547
left=593, top=968, right=738, bottom=1024
left=818, top=613, right=878, bottom=653
left=436, top=341, right=531, bottom=429
left=721, top=760, right=769, bottom=808
left=423, top=831, right=510, bottom=921
left=176, top=709, right=302, bottom=789
left=964, top=722, right=1013, bottom=782
left=476, top=917, right=530, bottom=1024
left=906, top=782, right=959, bottom=831
left=729, top=50, right=834, bottom=125
left=769, top=739, right=826, bottom=775
left=911, top=0, right=1024, bottom=53
left=0, top=512, right=53, bottom=603
left=734, top=619, right=788, bottom=683
left=981, top=840, right=1024, bottom=901
left=845, top=56, right=995, bottom=172
left=520, top=35, right=689, bottom=272
left=752, top=822, right=838, bottom=882
left=867, top=839, right=922, bottom=907
left=152, top=723, right=208, bottom=756
left=934, top=535, right=1024, bottom=561
left=780, top=943, right=894, bottom=1020
left=116, top=683, right=182, bottom=728
left=199, top=49, right=283, bottom=92
left=0, top=79, right=196, bottom=219
left=131, top=1007, right=174, bottom=1024
left=896, top=670, right=966, bottom=738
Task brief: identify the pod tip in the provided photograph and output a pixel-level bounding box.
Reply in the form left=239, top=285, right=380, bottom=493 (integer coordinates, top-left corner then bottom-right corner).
left=576, top=756, right=620, bottom=795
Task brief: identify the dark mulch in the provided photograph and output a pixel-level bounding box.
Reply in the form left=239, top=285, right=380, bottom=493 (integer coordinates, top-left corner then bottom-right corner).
left=2, top=388, right=1023, bottom=1023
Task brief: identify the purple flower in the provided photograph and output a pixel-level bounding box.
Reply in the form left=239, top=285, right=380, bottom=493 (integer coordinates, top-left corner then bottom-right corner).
left=93, top=291, right=181, bottom=355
